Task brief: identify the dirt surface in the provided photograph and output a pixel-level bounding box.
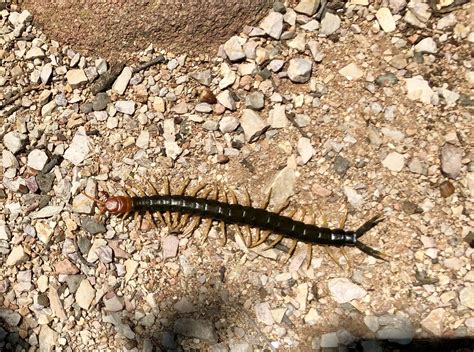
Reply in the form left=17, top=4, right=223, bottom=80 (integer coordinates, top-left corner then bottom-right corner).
left=0, top=1, right=473, bottom=352
left=22, top=0, right=275, bottom=62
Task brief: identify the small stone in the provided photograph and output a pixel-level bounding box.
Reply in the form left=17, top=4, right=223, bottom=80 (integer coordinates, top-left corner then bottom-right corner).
left=223, top=36, right=246, bottom=61
left=404, top=2, right=431, bottom=28
left=39, top=325, right=58, bottom=351
left=217, top=90, right=236, bottom=111
left=437, top=13, right=457, bottom=30
left=421, top=308, right=446, bottom=336
left=0, top=309, right=21, bottom=326
left=320, top=12, right=341, bottom=35
left=164, top=141, right=182, bottom=160
left=92, top=92, right=109, bottom=111
left=344, top=186, right=364, bottom=209
left=174, top=318, right=218, bottom=343
left=125, top=259, right=139, bottom=282
left=103, top=293, right=124, bottom=312
left=136, top=130, right=150, bottom=149
left=260, top=12, right=284, bottom=40
left=191, top=70, right=212, bottom=86
left=328, top=278, right=367, bottom=303
left=339, top=63, right=364, bottom=80
left=3, top=132, right=27, bottom=154
left=112, top=66, right=132, bottom=95
left=66, top=69, right=88, bottom=88
left=297, top=137, right=315, bottom=165
left=304, top=307, right=320, bottom=325
left=25, top=47, right=45, bottom=60
left=320, top=332, right=339, bottom=348
left=96, top=245, right=113, bottom=264
left=27, top=149, right=48, bottom=170
left=295, top=0, right=320, bottom=16
left=174, top=298, right=196, bottom=314
left=405, top=75, right=437, bottom=104
left=441, top=143, right=463, bottom=179
left=64, top=127, right=90, bottom=166
left=287, top=58, right=312, bottom=83
left=414, top=38, right=437, bottom=54
left=40, top=63, right=53, bottom=84
left=364, top=316, right=379, bottom=332
left=376, top=315, right=414, bottom=344
left=54, top=259, right=79, bottom=275
left=35, top=221, right=53, bottom=244
left=382, top=152, right=405, bottom=172
left=76, top=279, right=95, bottom=310
left=240, top=109, right=269, bottom=143
left=460, top=286, right=474, bottom=309
left=163, top=235, right=179, bottom=259
left=245, top=91, right=264, bottom=110
left=288, top=33, right=306, bottom=52
left=439, top=181, right=455, bottom=198
left=219, top=115, right=240, bottom=133
left=270, top=104, right=289, bottom=129
left=334, top=155, right=350, bottom=176
left=255, top=302, right=274, bottom=326
left=115, top=100, right=135, bottom=115
left=376, top=8, right=396, bottom=32
left=72, top=194, right=95, bottom=214
left=6, top=245, right=29, bottom=266
left=48, top=285, right=67, bottom=320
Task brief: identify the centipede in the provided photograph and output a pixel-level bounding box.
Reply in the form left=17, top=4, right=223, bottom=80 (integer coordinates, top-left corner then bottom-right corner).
left=87, top=178, right=388, bottom=267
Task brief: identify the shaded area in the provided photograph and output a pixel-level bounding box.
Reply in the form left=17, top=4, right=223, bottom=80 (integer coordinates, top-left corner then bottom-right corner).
left=22, top=0, right=274, bottom=61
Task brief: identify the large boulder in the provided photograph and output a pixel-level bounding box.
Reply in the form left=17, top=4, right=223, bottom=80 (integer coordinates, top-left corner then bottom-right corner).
left=23, top=0, right=274, bottom=60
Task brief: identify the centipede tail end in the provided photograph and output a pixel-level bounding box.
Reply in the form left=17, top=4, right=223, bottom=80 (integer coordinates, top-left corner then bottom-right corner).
left=355, top=214, right=385, bottom=239
left=353, top=214, right=389, bottom=261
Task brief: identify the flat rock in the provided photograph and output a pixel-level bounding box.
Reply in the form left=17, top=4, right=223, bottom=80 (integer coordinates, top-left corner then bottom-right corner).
left=115, top=100, right=136, bottom=115
left=328, top=278, right=367, bottom=303
left=174, top=318, right=218, bottom=343
left=219, top=115, right=240, bottom=133
left=27, top=149, right=48, bottom=170
left=112, top=66, right=132, bottom=95
left=163, top=235, right=179, bottom=259
left=260, top=11, right=284, bottom=40
left=270, top=104, right=289, bottom=128
left=376, top=7, right=396, bottom=32
left=297, top=137, right=315, bottom=164
left=245, top=91, right=264, bottom=110
left=294, top=0, right=320, bottom=16
left=6, top=245, right=29, bottom=266
left=54, top=258, right=80, bottom=275
left=405, top=75, right=437, bottom=104
left=339, top=63, right=364, bottom=80
left=25, top=47, right=45, bottom=60
left=440, top=143, right=463, bottom=179
left=255, top=302, right=274, bottom=326
left=217, top=90, right=236, bottom=111
left=66, top=69, right=88, bottom=88
left=320, top=12, right=341, bottom=35
left=240, top=109, right=269, bottom=143
left=421, top=308, right=446, bottom=336
left=287, top=58, right=312, bottom=83
left=376, top=315, right=414, bottom=344
left=382, top=152, right=405, bottom=172
left=191, top=70, right=212, bottom=86
left=64, top=126, right=90, bottom=166
left=76, top=279, right=95, bottom=310
left=270, top=165, right=296, bottom=209
left=460, top=286, right=474, bottom=309
left=320, top=332, right=338, bottom=348
left=0, top=309, right=21, bottom=326
left=223, top=36, right=246, bottom=61
left=343, top=186, right=364, bottom=209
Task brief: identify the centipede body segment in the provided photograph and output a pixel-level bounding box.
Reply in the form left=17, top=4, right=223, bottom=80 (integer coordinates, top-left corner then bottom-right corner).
left=92, top=178, right=388, bottom=267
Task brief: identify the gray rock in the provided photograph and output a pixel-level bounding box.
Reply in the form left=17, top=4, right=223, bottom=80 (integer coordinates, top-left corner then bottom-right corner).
left=103, top=293, right=124, bottom=312
left=191, top=70, right=212, bottom=86
left=376, top=315, right=414, bottom=344
left=297, top=137, right=315, bottom=165
left=267, top=59, right=285, bottom=72
left=115, top=100, right=135, bottom=115
left=255, top=302, right=274, bottom=326
left=3, top=131, right=27, bottom=154
left=174, top=297, right=196, bottom=313
left=224, top=36, right=246, bottom=61
left=92, top=92, right=109, bottom=111
left=334, top=155, right=350, bottom=176
left=389, top=0, right=407, bottom=14
left=287, top=58, right=312, bottom=83
left=25, top=47, right=45, bottom=60
left=245, top=91, right=264, bottom=110
left=376, top=7, right=396, bottom=33
left=174, top=318, right=218, bottom=343
left=404, top=2, right=431, bottom=28
left=328, top=278, right=367, bottom=303
left=196, top=103, right=213, bottom=113
left=260, top=11, right=284, bottom=39
left=320, top=332, right=338, bottom=348
left=240, top=109, right=269, bottom=143
left=219, top=115, right=240, bottom=133
left=437, top=13, right=457, bottom=30
left=0, top=309, right=21, bottom=326
left=96, top=245, right=113, bottom=264
left=320, top=12, right=341, bottom=35
left=364, top=316, right=380, bottom=332
left=112, top=66, right=132, bottom=95
left=162, top=331, right=177, bottom=350
left=441, top=143, right=463, bottom=179
left=229, top=342, right=253, bottom=352
left=270, top=104, right=289, bottom=129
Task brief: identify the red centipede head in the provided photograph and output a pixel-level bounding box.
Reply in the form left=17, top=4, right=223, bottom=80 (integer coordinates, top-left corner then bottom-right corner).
left=104, top=196, right=133, bottom=214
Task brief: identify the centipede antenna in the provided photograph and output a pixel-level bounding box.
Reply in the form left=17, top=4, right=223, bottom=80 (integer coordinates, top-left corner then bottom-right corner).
left=82, top=192, right=105, bottom=206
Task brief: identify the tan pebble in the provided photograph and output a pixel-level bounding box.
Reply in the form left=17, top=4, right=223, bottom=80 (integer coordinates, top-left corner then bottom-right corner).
left=198, top=87, right=217, bottom=104
left=440, top=180, right=455, bottom=198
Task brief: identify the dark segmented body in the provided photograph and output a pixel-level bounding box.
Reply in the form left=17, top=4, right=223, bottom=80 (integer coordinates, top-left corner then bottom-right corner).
left=132, top=195, right=357, bottom=247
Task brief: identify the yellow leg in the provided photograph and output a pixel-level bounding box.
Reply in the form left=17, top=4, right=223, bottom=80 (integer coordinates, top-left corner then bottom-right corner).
left=201, top=219, right=213, bottom=243
left=145, top=211, right=159, bottom=228
left=284, top=240, right=298, bottom=263
left=263, top=235, right=283, bottom=250
left=183, top=216, right=201, bottom=236
left=261, top=187, right=272, bottom=209
left=219, top=221, right=227, bottom=246
left=305, top=244, right=313, bottom=269
left=339, top=205, right=348, bottom=229
left=251, top=230, right=271, bottom=247
left=325, top=247, right=344, bottom=271
left=171, top=178, right=192, bottom=229
left=147, top=181, right=159, bottom=195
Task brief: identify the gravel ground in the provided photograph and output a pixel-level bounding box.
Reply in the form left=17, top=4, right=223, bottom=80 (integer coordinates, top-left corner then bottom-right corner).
left=0, top=0, right=473, bottom=351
